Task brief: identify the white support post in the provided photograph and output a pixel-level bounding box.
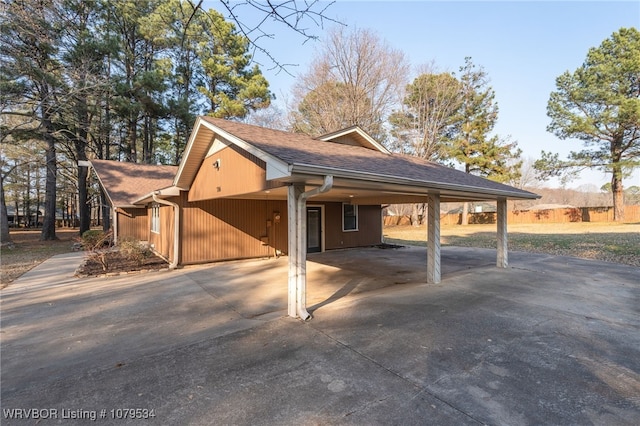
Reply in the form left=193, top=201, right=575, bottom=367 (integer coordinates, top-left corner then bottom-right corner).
left=287, top=178, right=333, bottom=320
left=295, top=188, right=310, bottom=321
left=287, top=184, right=303, bottom=317
left=427, top=193, right=441, bottom=284
left=497, top=198, right=508, bottom=268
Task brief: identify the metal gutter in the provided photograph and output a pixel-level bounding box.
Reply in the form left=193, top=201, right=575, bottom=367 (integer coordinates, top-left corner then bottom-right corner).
left=132, top=186, right=183, bottom=206
left=290, top=163, right=539, bottom=200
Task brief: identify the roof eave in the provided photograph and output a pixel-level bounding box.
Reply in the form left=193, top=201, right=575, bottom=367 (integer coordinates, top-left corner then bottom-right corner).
left=132, top=186, right=182, bottom=205
left=317, top=126, right=391, bottom=154
left=173, top=117, right=211, bottom=189
left=288, top=163, right=540, bottom=200
left=88, top=160, right=115, bottom=207
left=199, top=119, right=291, bottom=181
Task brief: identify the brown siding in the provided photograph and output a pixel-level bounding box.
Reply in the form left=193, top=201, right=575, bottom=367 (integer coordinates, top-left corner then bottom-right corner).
left=179, top=198, right=382, bottom=265
left=189, top=145, right=270, bottom=202
left=116, top=208, right=147, bottom=241
left=149, top=204, right=175, bottom=261
left=328, top=134, right=361, bottom=147
left=181, top=197, right=288, bottom=264
left=323, top=203, right=382, bottom=249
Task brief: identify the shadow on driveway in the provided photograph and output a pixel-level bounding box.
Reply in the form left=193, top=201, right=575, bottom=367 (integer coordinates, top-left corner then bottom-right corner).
left=1, top=246, right=639, bottom=424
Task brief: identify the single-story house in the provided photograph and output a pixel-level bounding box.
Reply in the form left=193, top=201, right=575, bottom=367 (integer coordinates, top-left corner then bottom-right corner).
left=90, top=117, right=539, bottom=320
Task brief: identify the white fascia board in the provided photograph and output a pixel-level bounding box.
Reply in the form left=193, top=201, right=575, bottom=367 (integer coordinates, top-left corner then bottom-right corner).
left=173, top=117, right=209, bottom=187
left=318, top=126, right=391, bottom=154
left=351, top=128, right=391, bottom=154
left=291, top=163, right=539, bottom=200
left=88, top=161, right=115, bottom=207
left=266, top=162, right=291, bottom=180
left=199, top=119, right=291, bottom=180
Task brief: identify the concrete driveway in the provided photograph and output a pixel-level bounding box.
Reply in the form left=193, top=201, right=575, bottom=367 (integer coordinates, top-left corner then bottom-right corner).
left=1, top=246, right=639, bottom=425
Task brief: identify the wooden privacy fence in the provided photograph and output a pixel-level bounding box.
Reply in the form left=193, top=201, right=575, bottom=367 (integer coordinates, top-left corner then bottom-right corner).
left=384, top=205, right=640, bottom=226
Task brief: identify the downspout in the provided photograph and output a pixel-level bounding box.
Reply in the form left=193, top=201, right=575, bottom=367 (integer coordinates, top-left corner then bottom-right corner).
left=152, top=192, right=180, bottom=270
left=296, top=175, right=333, bottom=320
left=112, top=206, right=118, bottom=244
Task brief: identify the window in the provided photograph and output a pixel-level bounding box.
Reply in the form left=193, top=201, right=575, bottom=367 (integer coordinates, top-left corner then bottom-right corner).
left=342, top=203, right=358, bottom=231
left=151, top=204, right=160, bottom=233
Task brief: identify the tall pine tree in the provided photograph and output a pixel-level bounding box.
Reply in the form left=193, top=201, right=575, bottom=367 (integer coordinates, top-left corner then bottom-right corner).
left=446, top=58, right=522, bottom=224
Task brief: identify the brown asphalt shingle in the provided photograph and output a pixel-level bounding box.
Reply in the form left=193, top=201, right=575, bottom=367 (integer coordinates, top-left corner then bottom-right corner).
left=91, top=159, right=178, bottom=207
left=93, top=118, right=537, bottom=205
left=201, top=117, right=537, bottom=199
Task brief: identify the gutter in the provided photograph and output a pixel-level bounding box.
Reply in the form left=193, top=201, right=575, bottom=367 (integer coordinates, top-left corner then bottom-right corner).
left=152, top=192, right=180, bottom=270
left=290, top=163, right=539, bottom=200
left=295, top=175, right=333, bottom=320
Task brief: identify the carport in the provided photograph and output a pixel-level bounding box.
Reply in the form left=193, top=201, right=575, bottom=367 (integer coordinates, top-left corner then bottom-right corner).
left=280, top=174, right=536, bottom=320
left=176, top=118, right=540, bottom=320
left=106, top=117, right=538, bottom=321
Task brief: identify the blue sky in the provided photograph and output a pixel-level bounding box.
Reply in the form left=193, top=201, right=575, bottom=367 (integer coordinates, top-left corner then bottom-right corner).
left=204, top=1, right=640, bottom=189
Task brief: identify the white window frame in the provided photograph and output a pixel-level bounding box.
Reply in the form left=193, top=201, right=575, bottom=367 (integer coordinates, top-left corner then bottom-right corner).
left=151, top=203, right=160, bottom=234
left=342, top=203, right=358, bottom=232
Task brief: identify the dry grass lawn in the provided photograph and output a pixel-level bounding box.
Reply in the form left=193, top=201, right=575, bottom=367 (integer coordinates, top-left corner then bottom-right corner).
left=2, top=223, right=639, bottom=287
left=384, top=222, right=640, bottom=267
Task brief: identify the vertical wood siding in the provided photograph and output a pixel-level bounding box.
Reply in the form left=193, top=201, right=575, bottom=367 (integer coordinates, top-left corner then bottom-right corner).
left=189, top=145, right=271, bottom=202
left=180, top=198, right=382, bottom=265
left=117, top=208, right=147, bottom=241
left=181, top=198, right=288, bottom=264
left=323, top=204, right=382, bottom=249
left=149, top=204, right=175, bottom=261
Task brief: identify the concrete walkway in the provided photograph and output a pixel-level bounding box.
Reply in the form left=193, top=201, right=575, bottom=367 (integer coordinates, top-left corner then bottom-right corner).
left=2, top=251, right=86, bottom=295
left=1, top=246, right=639, bottom=425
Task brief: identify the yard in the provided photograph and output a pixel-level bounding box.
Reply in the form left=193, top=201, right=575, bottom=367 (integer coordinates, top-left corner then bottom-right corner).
left=384, top=222, right=640, bottom=267
left=2, top=222, right=639, bottom=287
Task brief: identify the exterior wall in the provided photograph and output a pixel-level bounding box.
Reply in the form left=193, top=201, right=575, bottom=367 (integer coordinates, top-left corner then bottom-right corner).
left=178, top=196, right=382, bottom=265
left=116, top=208, right=147, bottom=241
left=189, top=145, right=275, bottom=202
left=181, top=196, right=289, bottom=264
left=323, top=203, right=382, bottom=249
left=149, top=203, right=175, bottom=261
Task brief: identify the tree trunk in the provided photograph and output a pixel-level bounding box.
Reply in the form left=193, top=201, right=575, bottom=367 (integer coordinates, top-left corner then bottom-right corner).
left=75, top=93, right=92, bottom=235
left=40, top=91, right=57, bottom=241
left=127, top=116, right=138, bottom=162
left=41, top=135, right=58, bottom=240
left=0, top=174, right=12, bottom=246
left=611, top=169, right=625, bottom=222
left=101, top=189, right=110, bottom=232
left=77, top=164, right=91, bottom=234
left=411, top=203, right=421, bottom=227
left=461, top=202, right=469, bottom=225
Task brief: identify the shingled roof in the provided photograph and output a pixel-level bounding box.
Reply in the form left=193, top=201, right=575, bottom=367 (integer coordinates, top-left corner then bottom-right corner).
left=200, top=117, right=538, bottom=200
left=91, top=159, right=178, bottom=207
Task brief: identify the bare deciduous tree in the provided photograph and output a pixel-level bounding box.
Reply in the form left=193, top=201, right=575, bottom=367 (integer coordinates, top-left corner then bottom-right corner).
left=290, top=26, right=409, bottom=142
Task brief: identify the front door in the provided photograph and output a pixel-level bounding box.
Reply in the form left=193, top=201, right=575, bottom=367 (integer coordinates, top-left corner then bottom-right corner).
left=307, top=207, right=322, bottom=253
